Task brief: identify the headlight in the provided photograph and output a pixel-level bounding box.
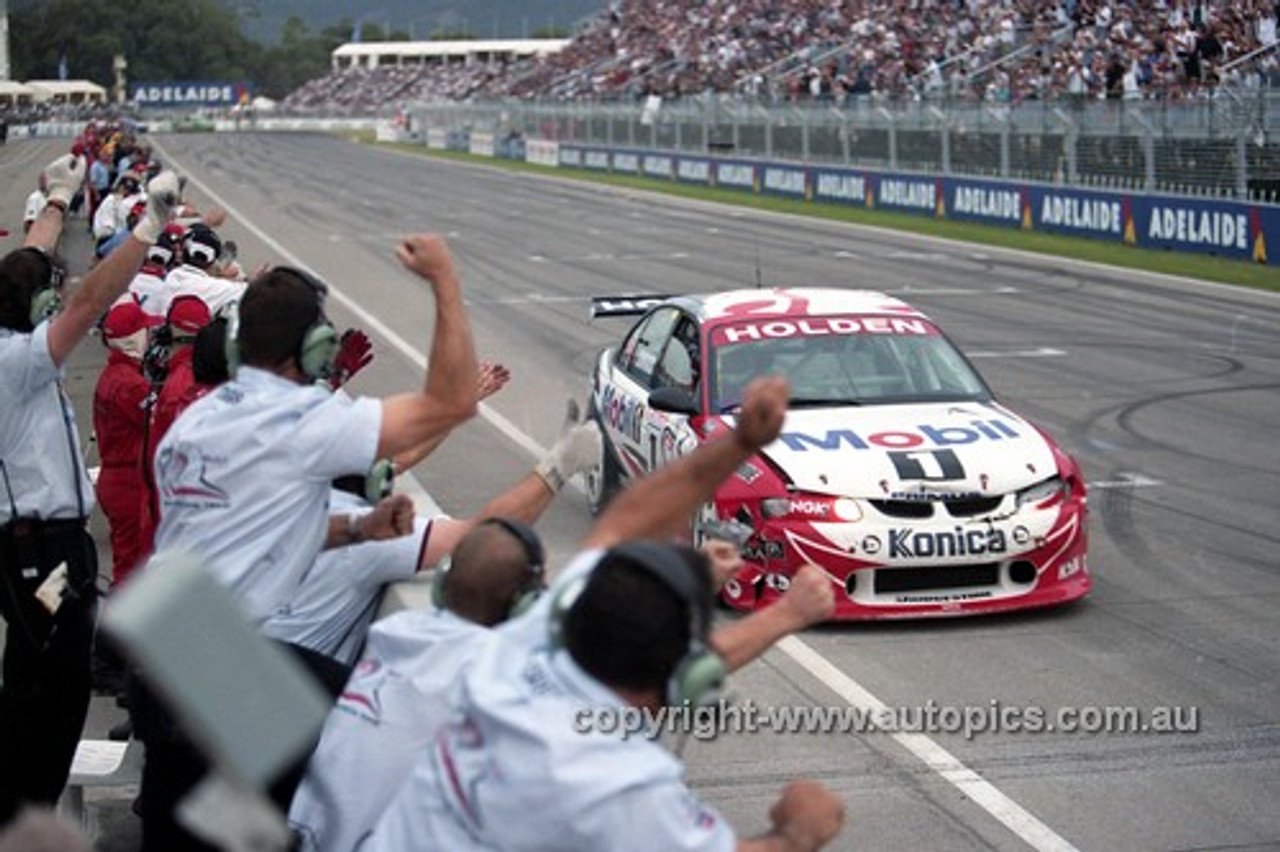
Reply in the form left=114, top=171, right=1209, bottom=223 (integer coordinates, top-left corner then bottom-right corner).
left=1015, top=476, right=1067, bottom=509
left=760, top=494, right=863, bottom=522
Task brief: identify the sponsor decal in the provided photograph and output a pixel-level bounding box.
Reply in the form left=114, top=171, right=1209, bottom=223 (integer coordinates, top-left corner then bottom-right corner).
left=714, top=315, right=932, bottom=344
left=1039, top=194, right=1122, bottom=234
left=716, top=163, right=756, bottom=188
left=736, top=462, right=763, bottom=484
left=895, top=590, right=994, bottom=603
left=877, top=178, right=936, bottom=210
left=815, top=172, right=867, bottom=203
left=600, top=384, right=645, bottom=444
left=764, top=573, right=791, bottom=591
left=584, top=151, right=610, bottom=170
left=1057, top=556, right=1084, bottom=580
left=742, top=539, right=785, bottom=561
left=889, top=527, right=1008, bottom=558
left=779, top=419, right=1020, bottom=453
left=889, top=490, right=982, bottom=502
left=1147, top=206, right=1249, bottom=250
left=953, top=186, right=1021, bottom=221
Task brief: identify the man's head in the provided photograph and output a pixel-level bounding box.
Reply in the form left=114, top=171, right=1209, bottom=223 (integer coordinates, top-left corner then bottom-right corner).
left=559, top=540, right=725, bottom=708
left=437, top=518, right=546, bottom=627
left=145, top=224, right=185, bottom=271
left=235, top=266, right=337, bottom=380
left=102, top=300, right=162, bottom=360
left=180, top=223, right=222, bottom=271
left=0, top=247, right=66, bottom=332
left=114, top=172, right=141, bottom=197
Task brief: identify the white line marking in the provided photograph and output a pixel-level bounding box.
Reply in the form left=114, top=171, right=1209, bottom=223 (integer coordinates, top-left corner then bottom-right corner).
left=967, top=347, right=1066, bottom=358
left=886, top=287, right=1021, bottom=296
left=163, top=142, right=1080, bottom=852
left=1089, top=474, right=1163, bottom=488
left=777, top=636, right=1081, bottom=852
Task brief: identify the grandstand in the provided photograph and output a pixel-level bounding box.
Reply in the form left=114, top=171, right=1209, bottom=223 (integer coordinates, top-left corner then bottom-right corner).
left=280, top=0, right=1279, bottom=111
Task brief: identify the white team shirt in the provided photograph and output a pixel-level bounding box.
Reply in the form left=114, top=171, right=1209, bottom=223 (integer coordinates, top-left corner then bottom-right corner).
left=365, top=550, right=736, bottom=852
left=265, top=488, right=436, bottom=665
left=93, top=193, right=128, bottom=240
left=288, top=607, right=495, bottom=852
left=151, top=366, right=380, bottom=631
left=0, top=322, right=95, bottom=522
left=124, top=270, right=171, bottom=316
left=164, top=264, right=247, bottom=317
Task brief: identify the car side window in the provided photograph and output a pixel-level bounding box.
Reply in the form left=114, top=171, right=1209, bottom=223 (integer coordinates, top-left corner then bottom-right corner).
left=621, top=307, right=678, bottom=386
left=653, top=316, right=699, bottom=394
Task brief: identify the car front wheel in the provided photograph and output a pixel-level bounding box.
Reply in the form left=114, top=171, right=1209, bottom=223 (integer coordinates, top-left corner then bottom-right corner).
left=584, top=405, right=622, bottom=515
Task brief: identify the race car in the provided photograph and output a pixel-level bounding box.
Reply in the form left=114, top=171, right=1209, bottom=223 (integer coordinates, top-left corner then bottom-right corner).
left=585, top=288, right=1089, bottom=619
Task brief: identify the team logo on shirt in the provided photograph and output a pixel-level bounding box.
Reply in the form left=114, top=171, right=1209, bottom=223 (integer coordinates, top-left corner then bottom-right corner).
left=337, top=658, right=386, bottom=724
left=157, top=444, right=230, bottom=509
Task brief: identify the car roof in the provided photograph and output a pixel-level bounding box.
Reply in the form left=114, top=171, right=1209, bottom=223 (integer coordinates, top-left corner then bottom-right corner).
left=666, top=287, right=931, bottom=325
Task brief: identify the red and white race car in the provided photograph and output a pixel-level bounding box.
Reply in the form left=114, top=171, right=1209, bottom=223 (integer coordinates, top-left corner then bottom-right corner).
left=585, top=288, right=1089, bottom=619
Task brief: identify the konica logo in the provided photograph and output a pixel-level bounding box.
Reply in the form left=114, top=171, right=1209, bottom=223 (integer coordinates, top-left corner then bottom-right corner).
left=889, top=527, right=1008, bottom=558
left=778, top=419, right=1020, bottom=452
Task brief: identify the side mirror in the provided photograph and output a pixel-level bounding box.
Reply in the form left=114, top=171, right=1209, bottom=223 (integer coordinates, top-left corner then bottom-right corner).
left=649, top=385, right=699, bottom=416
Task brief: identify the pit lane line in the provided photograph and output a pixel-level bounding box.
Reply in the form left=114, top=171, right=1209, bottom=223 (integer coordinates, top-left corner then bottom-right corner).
left=165, top=145, right=1081, bottom=852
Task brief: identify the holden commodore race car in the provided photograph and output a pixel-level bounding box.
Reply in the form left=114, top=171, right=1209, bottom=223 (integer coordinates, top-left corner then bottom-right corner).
left=585, top=287, right=1089, bottom=619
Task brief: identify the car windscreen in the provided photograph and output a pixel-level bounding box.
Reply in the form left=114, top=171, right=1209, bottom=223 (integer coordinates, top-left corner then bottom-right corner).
left=707, top=314, right=991, bottom=411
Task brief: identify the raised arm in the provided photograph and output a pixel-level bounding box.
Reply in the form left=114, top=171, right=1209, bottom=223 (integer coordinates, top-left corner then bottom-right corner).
left=44, top=166, right=179, bottom=367
left=376, top=234, right=479, bottom=461
left=710, top=564, right=834, bottom=672
left=581, top=376, right=789, bottom=551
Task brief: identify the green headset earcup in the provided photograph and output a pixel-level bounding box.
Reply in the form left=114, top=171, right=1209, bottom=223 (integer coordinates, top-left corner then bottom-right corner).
left=299, top=322, right=339, bottom=380
left=430, top=562, right=450, bottom=610
left=364, top=458, right=395, bottom=504
left=669, top=644, right=727, bottom=708
left=223, top=305, right=241, bottom=377
left=508, top=585, right=542, bottom=620
left=29, top=287, right=61, bottom=327
left=546, top=575, right=587, bottom=648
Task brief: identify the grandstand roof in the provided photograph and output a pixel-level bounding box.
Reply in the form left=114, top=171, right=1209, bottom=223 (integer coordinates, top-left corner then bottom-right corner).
left=25, top=79, right=107, bottom=102
left=332, top=38, right=569, bottom=64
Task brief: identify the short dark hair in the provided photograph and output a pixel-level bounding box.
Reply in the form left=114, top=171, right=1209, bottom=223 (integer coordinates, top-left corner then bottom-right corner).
left=565, top=544, right=711, bottom=695
left=446, top=520, right=545, bottom=626
left=237, top=268, right=323, bottom=370
left=191, top=317, right=231, bottom=386
left=0, top=247, right=61, bottom=332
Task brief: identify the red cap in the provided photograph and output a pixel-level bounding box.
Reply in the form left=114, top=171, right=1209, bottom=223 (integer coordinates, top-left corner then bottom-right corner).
left=102, top=300, right=162, bottom=339
left=166, top=295, right=212, bottom=336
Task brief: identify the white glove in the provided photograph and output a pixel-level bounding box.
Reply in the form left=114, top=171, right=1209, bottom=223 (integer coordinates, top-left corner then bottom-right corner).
left=535, top=421, right=603, bottom=492
left=41, top=154, right=86, bottom=209
left=132, top=171, right=181, bottom=244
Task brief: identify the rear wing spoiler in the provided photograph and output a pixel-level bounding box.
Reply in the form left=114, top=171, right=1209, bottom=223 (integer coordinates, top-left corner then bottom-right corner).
left=589, top=295, right=670, bottom=319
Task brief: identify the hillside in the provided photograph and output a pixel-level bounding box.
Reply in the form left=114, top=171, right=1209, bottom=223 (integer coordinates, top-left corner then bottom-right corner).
left=231, top=0, right=610, bottom=43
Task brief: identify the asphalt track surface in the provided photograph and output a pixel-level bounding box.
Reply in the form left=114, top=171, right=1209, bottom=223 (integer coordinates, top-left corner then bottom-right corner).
left=3, top=133, right=1279, bottom=851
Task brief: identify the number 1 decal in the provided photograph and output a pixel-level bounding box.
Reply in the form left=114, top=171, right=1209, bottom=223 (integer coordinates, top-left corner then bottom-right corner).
left=888, top=449, right=966, bottom=481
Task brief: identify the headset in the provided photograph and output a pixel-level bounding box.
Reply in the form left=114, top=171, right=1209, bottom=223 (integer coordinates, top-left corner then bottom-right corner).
left=224, top=267, right=339, bottom=381
left=548, top=540, right=727, bottom=709
left=15, top=247, right=65, bottom=328
left=431, top=517, right=546, bottom=620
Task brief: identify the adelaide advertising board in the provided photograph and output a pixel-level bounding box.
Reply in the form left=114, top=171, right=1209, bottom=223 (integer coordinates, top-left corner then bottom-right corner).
left=130, top=81, right=251, bottom=108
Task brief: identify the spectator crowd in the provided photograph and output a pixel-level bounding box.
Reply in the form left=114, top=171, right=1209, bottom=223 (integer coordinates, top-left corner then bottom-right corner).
left=278, top=0, right=1280, bottom=114
left=1, top=129, right=849, bottom=851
